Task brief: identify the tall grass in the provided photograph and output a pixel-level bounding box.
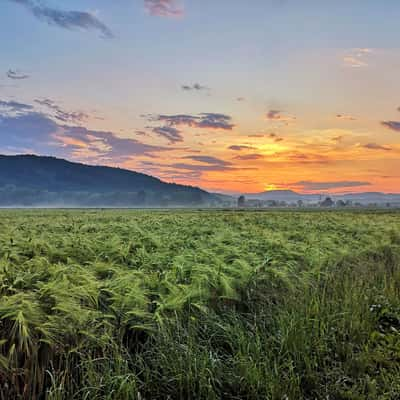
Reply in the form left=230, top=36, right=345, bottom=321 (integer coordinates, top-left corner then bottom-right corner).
left=0, top=210, right=399, bottom=399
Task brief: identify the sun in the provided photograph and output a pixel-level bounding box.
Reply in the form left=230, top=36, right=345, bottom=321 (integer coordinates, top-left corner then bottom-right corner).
left=264, top=184, right=279, bottom=191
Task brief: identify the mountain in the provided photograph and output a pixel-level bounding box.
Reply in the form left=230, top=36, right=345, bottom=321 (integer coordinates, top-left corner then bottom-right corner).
left=337, top=192, right=400, bottom=204
left=243, top=190, right=400, bottom=205
left=244, top=190, right=321, bottom=202
left=0, top=154, right=219, bottom=207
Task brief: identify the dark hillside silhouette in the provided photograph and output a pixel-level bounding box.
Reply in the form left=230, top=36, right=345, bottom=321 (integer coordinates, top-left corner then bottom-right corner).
left=0, top=155, right=218, bottom=207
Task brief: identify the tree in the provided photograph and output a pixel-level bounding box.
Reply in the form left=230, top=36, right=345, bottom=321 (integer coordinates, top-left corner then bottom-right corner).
left=238, top=195, right=246, bottom=207
left=320, top=197, right=334, bottom=207
left=336, top=200, right=346, bottom=207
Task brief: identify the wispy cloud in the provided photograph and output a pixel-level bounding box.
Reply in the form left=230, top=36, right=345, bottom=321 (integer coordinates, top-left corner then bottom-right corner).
left=331, top=135, right=344, bottom=143
left=228, top=145, right=255, bottom=151
left=0, top=99, right=34, bottom=112
left=336, top=114, right=356, bottom=121
left=146, top=113, right=235, bottom=130
left=152, top=126, right=183, bottom=143
left=363, top=143, right=392, bottom=151
left=144, top=0, right=184, bottom=18
left=182, top=155, right=232, bottom=167
left=140, top=154, right=243, bottom=177
left=234, top=153, right=264, bottom=161
left=6, top=69, right=30, bottom=80
left=266, top=109, right=296, bottom=124
left=292, top=180, right=371, bottom=191
left=381, top=121, right=400, bottom=132
left=139, top=161, right=203, bottom=181
left=268, top=132, right=284, bottom=142
left=246, top=133, right=283, bottom=142
left=143, top=160, right=235, bottom=173
left=169, top=163, right=234, bottom=172
left=34, top=98, right=89, bottom=124
left=343, top=48, right=372, bottom=68
left=0, top=99, right=168, bottom=162
left=181, top=83, right=208, bottom=91
left=8, top=0, right=113, bottom=38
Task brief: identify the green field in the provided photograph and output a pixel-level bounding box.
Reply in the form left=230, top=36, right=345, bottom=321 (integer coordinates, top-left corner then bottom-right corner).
left=0, top=210, right=399, bottom=399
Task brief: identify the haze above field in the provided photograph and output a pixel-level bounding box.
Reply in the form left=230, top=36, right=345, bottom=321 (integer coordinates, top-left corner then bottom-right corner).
left=0, top=154, right=398, bottom=207
left=0, top=154, right=218, bottom=206
left=1, top=0, right=400, bottom=194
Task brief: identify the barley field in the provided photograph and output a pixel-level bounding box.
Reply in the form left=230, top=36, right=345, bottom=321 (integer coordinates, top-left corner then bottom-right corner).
left=0, top=210, right=399, bottom=399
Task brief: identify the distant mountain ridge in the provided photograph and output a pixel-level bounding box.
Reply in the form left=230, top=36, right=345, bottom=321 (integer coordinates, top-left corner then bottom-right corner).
left=1, top=155, right=398, bottom=207
left=0, top=154, right=218, bottom=207
left=244, top=190, right=400, bottom=205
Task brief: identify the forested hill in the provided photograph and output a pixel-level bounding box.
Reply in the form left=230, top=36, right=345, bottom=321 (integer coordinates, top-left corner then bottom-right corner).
left=0, top=155, right=218, bottom=207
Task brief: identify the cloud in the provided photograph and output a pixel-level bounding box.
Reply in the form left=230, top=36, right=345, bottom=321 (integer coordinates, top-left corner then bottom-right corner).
left=363, top=143, right=392, bottom=151
left=336, top=114, right=356, bottom=121
left=246, top=133, right=283, bottom=142
left=280, top=151, right=330, bottom=164
left=182, top=155, right=232, bottom=167
left=144, top=0, right=184, bottom=17
left=34, top=98, right=89, bottom=124
left=141, top=155, right=255, bottom=180
left=0, top=102, right=168, bottom=162
left=228, top=145, right=254, bottom=151
left=236, top=97, right=245, bottom=102
left=152, top=126, right=183, bottom=143
left=147, top=112, right=235, bottom=130
left=381, top=121, right=400, bottom=132
left=266, top=110, right=296, bottom=123
left=196, top=113, right=235, bottom=130
left=292, top=180, right=371, bottom=191
left=0, top=99, right=34, bottom=112
left=343, top=48, right=372, bottom=68
left=169, top=163, right=234, bottom=172
left=142, top=164, right=203, bottom=181
left=268, top=132, right=284, bottom=142
left=181, top=83, right=208, bottom=91
left=267, top=110, right=282, bottom=120
left=56, top=125, right=167, bottom=160
left=8, top=0, right=113, bottom=38
left=332, top=135, right=344, bottom=142
left=234, top=153, right=264, bottom=161
left=6, top=69, right=30, bottom=80
left=141, top=159, right=234, bottom=173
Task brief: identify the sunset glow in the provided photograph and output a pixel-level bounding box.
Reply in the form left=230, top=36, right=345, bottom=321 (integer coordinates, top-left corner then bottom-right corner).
left=1, top=0, right=399, bottom=194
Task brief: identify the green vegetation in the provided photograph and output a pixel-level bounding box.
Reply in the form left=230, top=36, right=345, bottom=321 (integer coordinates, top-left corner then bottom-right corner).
left=0, top=155, right=218, bottom=207
left=0, top=210, right=399, bottom=399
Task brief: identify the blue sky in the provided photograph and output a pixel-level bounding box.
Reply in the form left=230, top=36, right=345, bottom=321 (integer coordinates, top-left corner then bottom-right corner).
left=1, top=0, right=400, bottom=193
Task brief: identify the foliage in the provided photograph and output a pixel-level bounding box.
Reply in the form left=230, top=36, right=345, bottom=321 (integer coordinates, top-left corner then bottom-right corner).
left=0, top=209, right=399, bottom=399
left=0, top=155, right=218, bottom=207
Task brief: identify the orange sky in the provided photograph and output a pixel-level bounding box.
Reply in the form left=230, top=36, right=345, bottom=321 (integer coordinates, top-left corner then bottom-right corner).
left=1, top=1, right=400, bottom=194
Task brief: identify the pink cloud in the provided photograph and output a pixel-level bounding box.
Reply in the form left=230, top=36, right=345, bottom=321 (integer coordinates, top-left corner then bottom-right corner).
left=144, top=0, right=184, bottom=17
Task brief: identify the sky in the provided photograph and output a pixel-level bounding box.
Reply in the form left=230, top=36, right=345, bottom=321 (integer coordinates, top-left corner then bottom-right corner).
left=1, top=0, right=400, bottom=194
